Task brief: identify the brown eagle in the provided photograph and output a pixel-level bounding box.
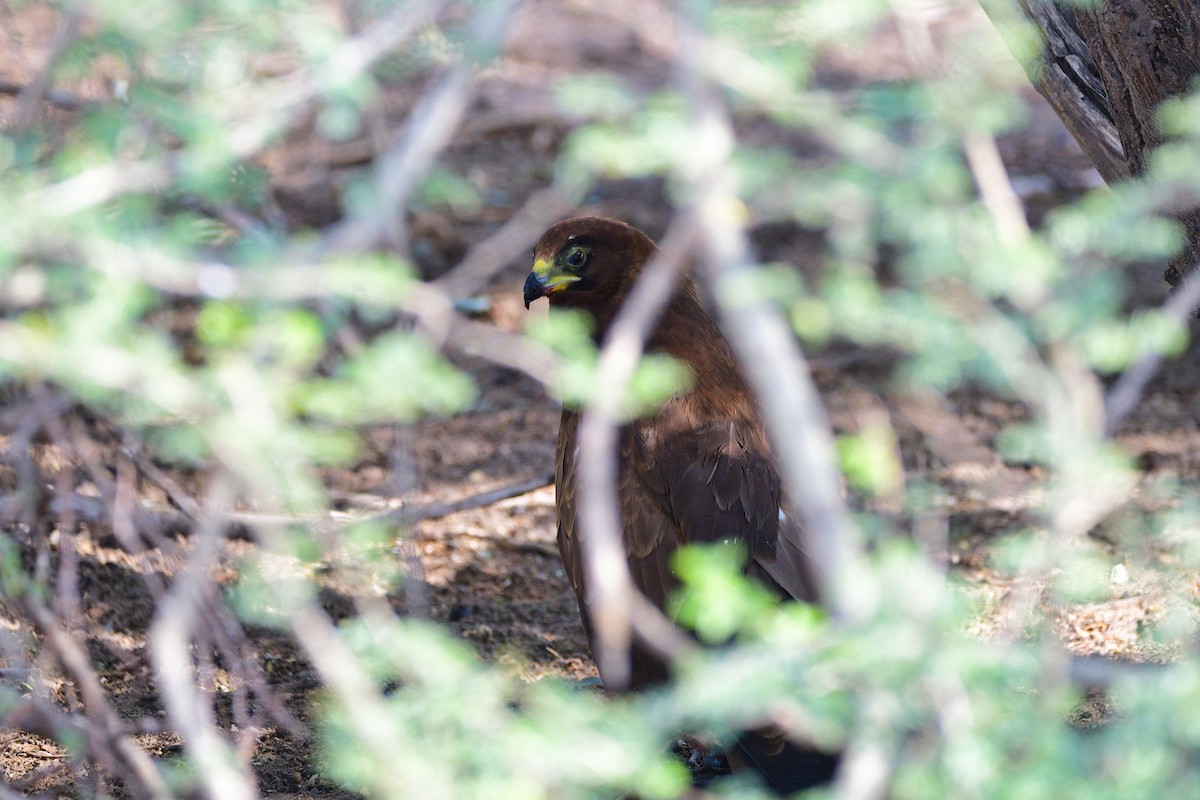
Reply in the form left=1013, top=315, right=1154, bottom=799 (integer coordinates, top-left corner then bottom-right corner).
left=524, top=218, right=836, bottom=791
left=523, top=216, right=820, bottom=678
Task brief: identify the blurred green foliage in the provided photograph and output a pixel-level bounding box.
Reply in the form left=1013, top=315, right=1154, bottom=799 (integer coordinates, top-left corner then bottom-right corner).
left=322, top=618, right=691, bottom=800
left=526, top=308, right=695, bottom=417
left=4, top=0, right=1200, bottom=798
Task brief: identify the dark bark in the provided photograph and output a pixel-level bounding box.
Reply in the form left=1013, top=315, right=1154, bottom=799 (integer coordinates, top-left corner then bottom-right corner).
left=996, top=0, right=1200, bottom=285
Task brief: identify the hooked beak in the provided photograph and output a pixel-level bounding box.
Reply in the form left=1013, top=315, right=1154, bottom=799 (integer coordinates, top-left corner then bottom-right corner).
left=523, top=258, right=580, bottom=309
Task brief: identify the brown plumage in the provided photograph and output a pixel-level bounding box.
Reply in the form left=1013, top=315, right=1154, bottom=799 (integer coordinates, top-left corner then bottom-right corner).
left=524, top=217, right=836, bottom=792
left=524, top=218, right=819, bottom=682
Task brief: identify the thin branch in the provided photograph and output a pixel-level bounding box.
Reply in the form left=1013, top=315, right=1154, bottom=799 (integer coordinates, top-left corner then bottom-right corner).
left=11, top=9, right=83, bottom=134
left=149, top=478, right=257, bottom=800
left=0, top=240, right=562, bottom=394
left=2, top=470, right=555, bottom=540
left=285, top=602, right=400, bottom=795
left=963, top=128, right=1030, bottom=248
left=19, top=1, right=448, bottom=220
left=674, top=16, right=859, bottom=620
left=374, top=472, right=554, bottom=523
left=121, top=436, right=202, bottom=518
left=0, top=79, right=89, bottom=111
left=202, top=598, right=307, bottom=739
left=22, top=597, right=173, bottom=800
left=404, top=281, right=561, bottom=388
left=434, top=185, right=579, bottom=300
left=1104, top=263, right=1200, bottom=434
left=575, top=215, right=706, bottom=688
left=321, top=0, right=521, bottom=258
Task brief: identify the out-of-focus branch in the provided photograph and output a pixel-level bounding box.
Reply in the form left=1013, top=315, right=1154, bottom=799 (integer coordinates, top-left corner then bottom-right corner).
left=286, top=603, right=399, bottom=793
left=1, top=696, right=91, bottom=758
left=575, top=216, right=706, bottom=688
left=434, top=185, right=578, bottom=300
left=0, top=79, right=89, bottom=111
left=0, top=777, right=48, bottom=800
left=1104, top=264, right=1200, bottom=434
left=403, top=281, right=561, bottom=387
left=963, top=129, right=1030, bottom=248
left=11, top=9, right=83, bottom=134
left=22, top=597, right=173, bottom=800
left=325, top=66, right=474, bottom=257
left=0, top=265, right=560, bottom=409
left=673, top=15, right=859, bottom=621
left=697, top=192, right=857, bottom=620
left=149, top=479, right=257, bottom=800
left=321, top=0, right=521, bottom=258
left=1, top=469, right=554, bottom=541
left=833, top=727, right=894, bottom=800
left=221, top=0, right=448, bottom=160
left=24, top=161, right=174, bottom=220
left=19, top=1, right=447, bottom=221
left=202, top=596, right=307, bottom=739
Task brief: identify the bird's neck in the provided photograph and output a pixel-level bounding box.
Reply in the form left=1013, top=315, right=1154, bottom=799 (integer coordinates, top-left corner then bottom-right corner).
left=647, top=289, right=751, bottom=415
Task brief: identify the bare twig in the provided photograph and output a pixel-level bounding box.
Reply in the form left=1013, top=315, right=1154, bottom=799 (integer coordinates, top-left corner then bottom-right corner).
left=0, top=79, right=89, bottom=111
left=673, top=15, right=859, bottom=620
left=0, top=245, right=562, bottom=394
left=11, top=9, right=83, bottom=134
left=404, top=281, right=561, bottom=387
left=22, top=597, right=173, bottom=800
left=963, top=129, right=1031, bottom=248
left=149, top=478, right=257, bottom=800
left=40, top=422, right=302, bottom=749
left=1, top=469, right=555, bottom=541
left=434, top=185, right=579, bottom=300
left=575, top=216, right=706, bottom=687
left=1104, top=264, right=1200, bottom=434
left=121, top=436, right=203, bottom=518
left=202, top=598, right=307, bottom=739
left=266, top=470, right=556, bottom=533
left=321, top=0, right=521, bottom=258
left=285, top=603, right=398, bottom=793
left=369, top=472, right=554, bottom=523
left=19, top=1, right=447, bottom=221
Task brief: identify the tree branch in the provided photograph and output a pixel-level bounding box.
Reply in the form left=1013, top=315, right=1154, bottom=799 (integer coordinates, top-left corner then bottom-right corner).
left=575, top=215, right=706, bottom=688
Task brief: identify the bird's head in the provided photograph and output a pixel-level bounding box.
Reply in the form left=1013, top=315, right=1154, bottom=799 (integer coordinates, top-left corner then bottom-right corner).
left=523, top=217, right=657, bottom=319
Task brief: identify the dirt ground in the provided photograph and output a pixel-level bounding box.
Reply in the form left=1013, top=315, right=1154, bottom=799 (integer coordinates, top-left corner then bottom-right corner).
left=3, top=1, right=1200, bottom=796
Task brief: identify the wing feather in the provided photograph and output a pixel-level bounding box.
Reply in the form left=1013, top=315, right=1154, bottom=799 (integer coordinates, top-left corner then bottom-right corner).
left=642, top=414, right=779, bottom=559
left=555, top=409, right=680, bottom=689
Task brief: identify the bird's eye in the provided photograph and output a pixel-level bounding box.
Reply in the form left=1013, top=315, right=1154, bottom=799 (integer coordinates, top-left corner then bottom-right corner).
left=564, top=246, right=589, bottom=270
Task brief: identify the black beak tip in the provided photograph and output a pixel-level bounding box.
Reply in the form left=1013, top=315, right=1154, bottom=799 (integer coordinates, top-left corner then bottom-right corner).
left=523, top=272, right=546, bottom=309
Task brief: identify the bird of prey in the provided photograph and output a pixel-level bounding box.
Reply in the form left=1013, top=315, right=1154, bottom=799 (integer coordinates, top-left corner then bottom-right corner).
left=523, top=217, right=836, bottom=791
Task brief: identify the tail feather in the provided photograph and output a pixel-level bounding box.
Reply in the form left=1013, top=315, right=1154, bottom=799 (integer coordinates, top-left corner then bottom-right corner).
left=752, top=510, right=821, bottom=604
left=728, top=728, right=840, bottom=794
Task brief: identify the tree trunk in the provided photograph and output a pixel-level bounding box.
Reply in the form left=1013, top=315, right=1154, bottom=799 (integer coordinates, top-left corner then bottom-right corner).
left=997, top=0, right=1200, bottom=287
